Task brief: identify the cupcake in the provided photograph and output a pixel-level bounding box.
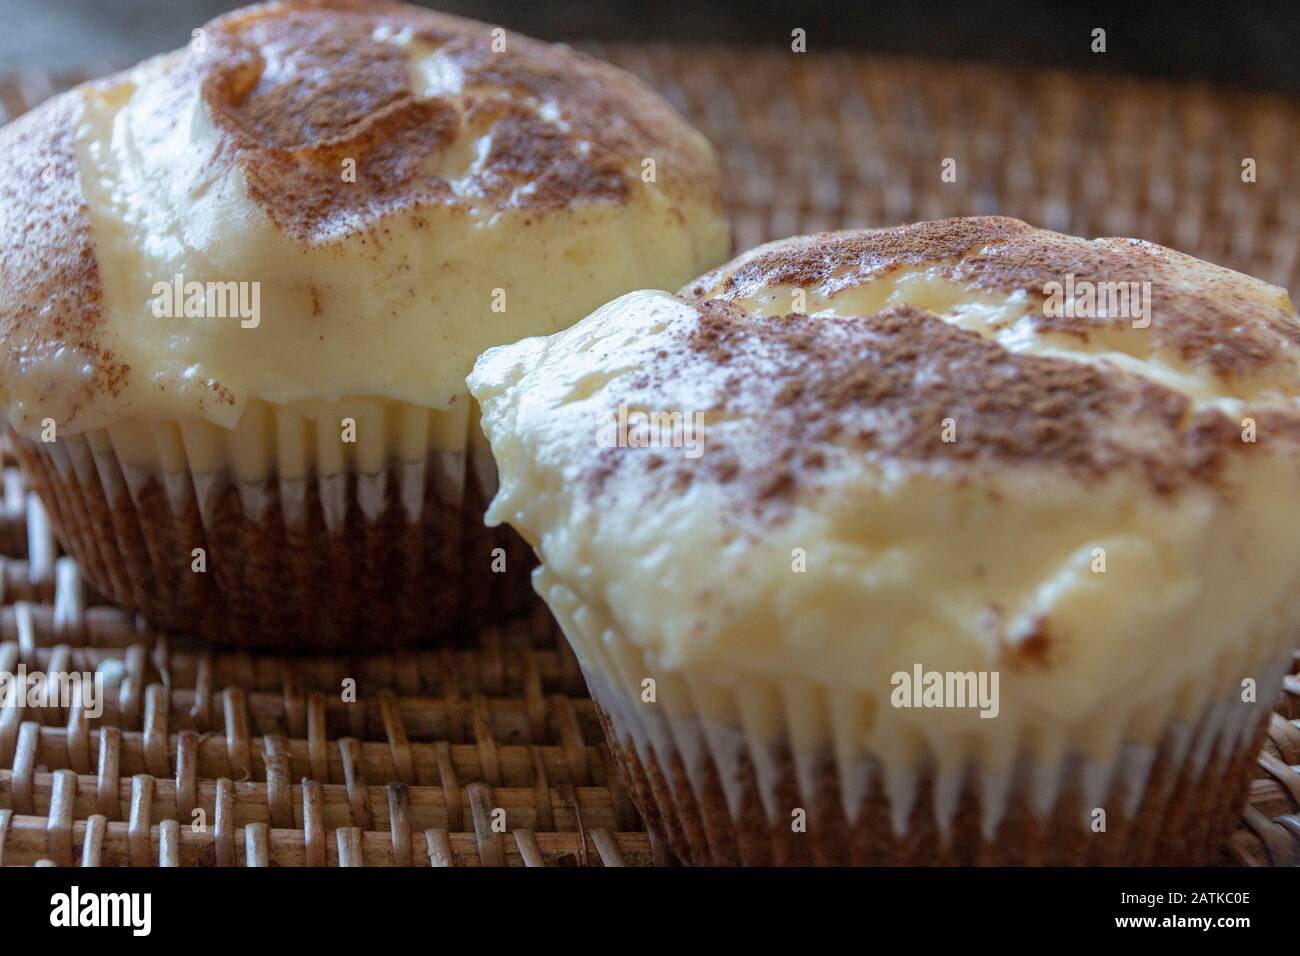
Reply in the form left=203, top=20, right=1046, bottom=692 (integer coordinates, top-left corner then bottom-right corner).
left=469, top=216, right=1300, bottom=864
left=0, top=0, right=729, bottom=648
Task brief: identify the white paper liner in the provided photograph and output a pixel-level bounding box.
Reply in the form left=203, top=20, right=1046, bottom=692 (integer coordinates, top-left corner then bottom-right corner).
left=14, top=404, right=526, bottom=645
left=543, top=573, right=1290, bottom=854
left=586, top=661, right=1284, bottom=846
left=75, top=438, right=466, bottom=534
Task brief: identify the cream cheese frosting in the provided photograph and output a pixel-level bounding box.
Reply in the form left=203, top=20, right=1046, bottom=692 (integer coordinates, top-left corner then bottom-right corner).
left=469, top=217, right=1300, bottom=762
left=0, top=0, right=729, bottom=441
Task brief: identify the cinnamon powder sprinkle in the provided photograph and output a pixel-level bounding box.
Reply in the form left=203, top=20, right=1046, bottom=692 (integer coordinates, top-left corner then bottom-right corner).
left=0, top=0, right=722, bottom=403
left=188, top=0, right=705, bottom=241
left=1002, top=615, right=1054, bottom=669
left=0, top=91, right=130, bottom=426
left=690, top=217, right=1300, bottom=379
left=588, top=297, right=1244, bottom=508
left=715, top=300, right=1233, bottom=490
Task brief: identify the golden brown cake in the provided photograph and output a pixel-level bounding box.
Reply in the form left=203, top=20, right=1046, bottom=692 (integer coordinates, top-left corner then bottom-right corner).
left=0, top=0, right=729, bottom=648
left=469, top=216, right=1300, bottom=864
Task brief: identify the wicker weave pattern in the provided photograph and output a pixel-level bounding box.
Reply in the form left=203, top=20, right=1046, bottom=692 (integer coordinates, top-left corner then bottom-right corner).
left=1, top=48, right=1299, bottom=866
left=0, top=450, right=651, bottom=865
left=616, top=47, right=1300, bottom=298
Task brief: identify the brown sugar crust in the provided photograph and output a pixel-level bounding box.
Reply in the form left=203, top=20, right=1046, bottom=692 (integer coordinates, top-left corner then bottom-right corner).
left=0, top=92, right=128, bottom=421
left=689, top=217, right=1300, bottom=379
left=587, top=298, right=1245, bottom=506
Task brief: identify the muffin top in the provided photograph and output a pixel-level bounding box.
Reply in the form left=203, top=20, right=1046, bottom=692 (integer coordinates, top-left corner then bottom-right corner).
left=470, top=217, right=1300, bottom=721
left=0, top=0, right=728, bottom=437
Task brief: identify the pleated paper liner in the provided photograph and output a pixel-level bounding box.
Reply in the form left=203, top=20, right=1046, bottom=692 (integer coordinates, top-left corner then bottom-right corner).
left=7, top=414, right=534, bottom=651
left=0, top=48, right=1298, bottom=865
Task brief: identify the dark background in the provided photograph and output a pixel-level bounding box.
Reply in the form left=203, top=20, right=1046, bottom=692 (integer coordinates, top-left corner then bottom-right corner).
left=3, top=0, right=1300, bottom=94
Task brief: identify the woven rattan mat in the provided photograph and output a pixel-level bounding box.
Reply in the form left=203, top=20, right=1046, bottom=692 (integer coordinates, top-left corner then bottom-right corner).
left=1, top=47, right=1299, bottom=867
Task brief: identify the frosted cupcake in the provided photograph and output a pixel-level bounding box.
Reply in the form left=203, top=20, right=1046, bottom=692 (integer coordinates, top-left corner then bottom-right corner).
left=469, top=217, right=1300, bottom=864
left=0, top=0, right=728, bottom=648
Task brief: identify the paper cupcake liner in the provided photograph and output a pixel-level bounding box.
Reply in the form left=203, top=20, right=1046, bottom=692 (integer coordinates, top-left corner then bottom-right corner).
left=585, top=665, right=1281, bottom=866
left=545, top=570, right=1290, bottom=866
left=11, top=421, right=535, bottom=649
